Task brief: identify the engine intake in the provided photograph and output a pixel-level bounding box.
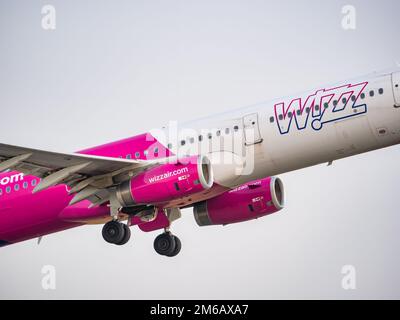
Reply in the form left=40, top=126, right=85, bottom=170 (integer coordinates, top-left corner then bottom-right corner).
left=193, top=176, right=284, bottom=226
left=116, top=155, right=213, bottom=206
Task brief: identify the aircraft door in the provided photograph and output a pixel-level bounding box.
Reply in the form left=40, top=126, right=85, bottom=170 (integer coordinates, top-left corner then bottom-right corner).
left=392, top=71, right=400, bottom=106
left=243, top=113, right=263, bottom=145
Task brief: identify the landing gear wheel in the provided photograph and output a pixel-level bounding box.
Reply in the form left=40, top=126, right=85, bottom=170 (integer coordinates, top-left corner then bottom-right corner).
left=165, top=235, right=181, bottom=257
left=115, top=224, right=131, bottom=246
left=153, top=232, right=176, bottom=256
left=102, top=221, right=125, bottom=244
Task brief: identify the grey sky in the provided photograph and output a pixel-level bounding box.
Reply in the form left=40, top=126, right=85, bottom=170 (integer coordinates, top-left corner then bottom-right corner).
left=1, top=0, right=400, bottom=299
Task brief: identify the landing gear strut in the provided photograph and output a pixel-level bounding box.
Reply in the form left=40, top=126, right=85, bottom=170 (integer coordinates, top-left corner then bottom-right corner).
left=153, top=231, right=182, bottom=257
left=102, top=221, right=131, bottom=245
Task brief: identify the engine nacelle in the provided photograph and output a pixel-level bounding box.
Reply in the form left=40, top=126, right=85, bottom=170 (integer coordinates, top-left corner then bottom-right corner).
left=193, top=176, right=284, bottom=226
left=116, top=155, right=213, bottom=206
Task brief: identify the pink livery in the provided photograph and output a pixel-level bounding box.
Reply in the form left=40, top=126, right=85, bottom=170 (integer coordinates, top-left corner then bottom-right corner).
left=1, top=67, right=400, bottom=256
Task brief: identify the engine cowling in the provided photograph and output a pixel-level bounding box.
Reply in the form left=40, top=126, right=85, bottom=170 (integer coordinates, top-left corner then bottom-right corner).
left=193, top=176, right=284, bottom=226
left=116, top=155, right=213, bottom=206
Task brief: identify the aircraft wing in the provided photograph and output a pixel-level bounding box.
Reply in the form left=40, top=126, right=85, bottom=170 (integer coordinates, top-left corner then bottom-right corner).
left=0, top=143, right=159, bottom=206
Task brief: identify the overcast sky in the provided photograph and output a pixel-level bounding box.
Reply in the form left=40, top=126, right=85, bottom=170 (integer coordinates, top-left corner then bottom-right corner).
left=1, top=0, right=400, bottom=299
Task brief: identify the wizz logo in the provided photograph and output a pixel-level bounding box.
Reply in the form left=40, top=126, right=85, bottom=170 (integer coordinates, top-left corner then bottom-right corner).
left=274, top=82, right=368, bottom=134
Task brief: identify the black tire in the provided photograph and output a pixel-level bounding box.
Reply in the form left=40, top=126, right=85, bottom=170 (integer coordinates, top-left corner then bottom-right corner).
left=153, top=232, right=176, bottom=256
left=165, top=235, right=181, bottom=257
left=115, top=224, right=131, bottom=246
left=102, top=221, right=125, bottom=244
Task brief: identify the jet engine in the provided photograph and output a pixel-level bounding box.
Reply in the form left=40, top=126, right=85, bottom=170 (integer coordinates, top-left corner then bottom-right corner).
left=116, top=155, right=213, bottom=206
left=193, top=176, right=284, bottom=226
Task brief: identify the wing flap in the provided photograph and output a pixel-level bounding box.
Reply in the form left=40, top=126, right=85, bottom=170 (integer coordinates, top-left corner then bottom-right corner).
left=0, top=143, right=159, bottom=205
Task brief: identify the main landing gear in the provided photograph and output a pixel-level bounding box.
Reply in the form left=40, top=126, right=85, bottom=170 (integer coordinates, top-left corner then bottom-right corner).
left=102, top=205, right=182, bottom=256
left=102, top=220, right=131, bottom=246
left=102, top=222, right=182, bottom=256
left=153, top=231, right=181, bottom=257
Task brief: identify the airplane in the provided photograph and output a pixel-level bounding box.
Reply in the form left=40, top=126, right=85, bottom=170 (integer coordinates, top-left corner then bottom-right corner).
left=1, top=67, right=400, bottom=257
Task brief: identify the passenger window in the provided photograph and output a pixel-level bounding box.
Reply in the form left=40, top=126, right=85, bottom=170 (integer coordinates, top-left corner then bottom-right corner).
left=180, top=140, right=186, bottom=146
left=333, top=100, right=338, bottom=106
left=269, top=116, right=275, bottom=123
left=278, top=114, right=283, bottom=120
left=342, top=98, right=347, bottom=104
left=198, top=135, right=203, bottom=141
left=23, top=182, right=28, bottom=189
left=31, top=179, right=37, bottom=186
left=233, top=126, right=239, bottom=132
left=154, top=147, right=159, bottom=153
left=14, top=184, right=19, bottom=191
left=370, top=90, right=374, bottom=97
left=351, top=95, right=356, bottom=102
left=360, top=93, right=365, bottom=99
left=225, top=128, right=230, bottom=134
left=126, top=154, right=131, bottom=159
left=207, top=133, right=212, bottom=139
left=6, top=186, right=11, bottom=193
left=288, top=112, right=292, bottom=118
left=324, top=102, right=329, bottom=109
left=189, top=137, right=194, bottom=143
left=216, top=130, right=221, bottom=137
left=314, top=105, right=319, bottom=111
left=167, top=143, right=172, bottom=149
left=379, top=88, right=384, bottom=94
left=135, top=151, right=140, bottom=158
left=0, top=189, right=2, bottom=196
left=306, top=107, right=310, bottom=114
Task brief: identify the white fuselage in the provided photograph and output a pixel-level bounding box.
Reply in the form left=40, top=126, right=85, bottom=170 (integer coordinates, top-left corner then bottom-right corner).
left=153, top=68, right=400, bottom=188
